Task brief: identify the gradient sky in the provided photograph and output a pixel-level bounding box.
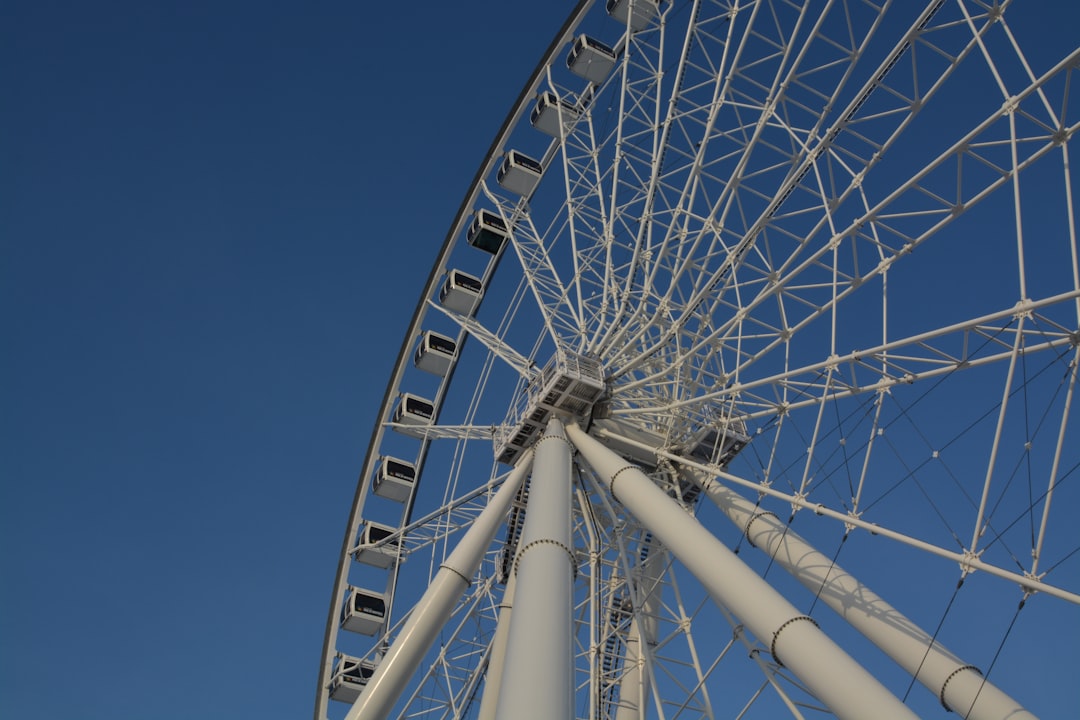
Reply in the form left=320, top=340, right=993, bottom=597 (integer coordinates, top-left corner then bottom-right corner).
left=3, top=2, right=1079, bottom=720
left=0, top=2, right=567, bottom=718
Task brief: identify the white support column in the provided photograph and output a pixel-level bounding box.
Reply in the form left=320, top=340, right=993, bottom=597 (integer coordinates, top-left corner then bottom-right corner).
left=565, top=423, right=918, bottom=720
left=495, top=417, right=576, bottom=720
left=614, top=536, right=663, bottom=720
left=346, top=453, right=533, bottom=720
left=680, top=465, right=1035, bottom=720
left=615, top=618, right=645, bottom=720
left=476, top=571, right=516, bottom=720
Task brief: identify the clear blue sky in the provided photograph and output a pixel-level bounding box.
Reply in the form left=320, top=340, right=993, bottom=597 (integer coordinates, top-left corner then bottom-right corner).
left=0, top=2, right=567, bottom=718
left=3, top=3, right=1079, bottom=720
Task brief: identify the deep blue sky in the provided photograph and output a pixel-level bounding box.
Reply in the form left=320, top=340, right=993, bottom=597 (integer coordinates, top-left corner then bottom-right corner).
left=3, top=3, right=1080, bottom=720
left=0, top=2, right=566, bottom=718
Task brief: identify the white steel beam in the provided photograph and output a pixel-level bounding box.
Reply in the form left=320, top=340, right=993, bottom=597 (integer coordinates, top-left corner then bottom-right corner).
left=595, top=425, right=1080, bottom=604
left=679, top=465, right=1035, bottom=720
left=346, top=454, right=533, bottom=720
left=476, top=572, right=516, bottom=720
left=565, top=422, right=918, bottom=720
left=495, top=417, right=576, bottom=720
left=427, top=300, right=536, bottom=380
left=614, top=535, right=663, bottom=720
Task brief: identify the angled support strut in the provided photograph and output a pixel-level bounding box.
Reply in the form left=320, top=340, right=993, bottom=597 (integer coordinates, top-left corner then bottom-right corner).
left=565, top=422, right=919, bottom=720
left=346, top=453, right=533, bottom=720
left=679, top=465, right=1036, bottom=720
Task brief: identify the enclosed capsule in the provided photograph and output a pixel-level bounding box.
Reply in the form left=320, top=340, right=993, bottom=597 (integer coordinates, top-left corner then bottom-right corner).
left=329, top=655, right=377, bottom=703
left=339, top=586, right=387, bottom=635
left=567, top=35, right=618, bottom=83
left=607, top=0, right=660, bottom=31
left=439, top=269, right=484, bottom=315
left=373, top=456, right=416, bottom=502
left=354, top=520, right=401, bottom=568
left=466, top=210, right=510, bottom=254
left=414, top=330, right=457, bottom=377
left=531, top=91, right=582, bottom=138
left=496, top=150, right=543, bottom=196
left=391, top=393, right=435, bottom=437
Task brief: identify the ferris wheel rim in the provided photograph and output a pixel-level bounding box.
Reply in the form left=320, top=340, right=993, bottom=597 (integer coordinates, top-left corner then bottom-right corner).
left=317, top=2, right=1080, bottom=718
left=312, top=4, right=596, bottom=718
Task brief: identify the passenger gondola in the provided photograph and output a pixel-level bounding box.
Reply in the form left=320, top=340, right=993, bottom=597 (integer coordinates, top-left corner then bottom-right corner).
left=438, top=269, right=484, bottom=315
left=567, top=35, right=618, bottom=83
left=373, top=456, right=416, bottom=502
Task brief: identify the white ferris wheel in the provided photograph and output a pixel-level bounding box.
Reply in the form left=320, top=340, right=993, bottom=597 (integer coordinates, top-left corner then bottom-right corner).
left=315, top=1, right=1080, bottom=718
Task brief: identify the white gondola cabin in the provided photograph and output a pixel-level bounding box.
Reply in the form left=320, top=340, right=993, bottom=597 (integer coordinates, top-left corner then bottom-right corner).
left=373, top=456, right=416, bottom=502
left=567, top=35, right=618, bottom=83
left=339, top=586, right=387, bottom=635
left=439, top=269, right=484, bottom=315
left=392, top=393, right=435, bottom=437
left=496, top=150, right=543, bottom=196
left=329, top=655, right=377, bottom=703
left=531, top=91, right=582, bottom=138
left=607, top=0, right=660, bottom=31
left=353, top=520, right=401, bottom=568
left=413, top=330, right=457, bottom=377
left=466, top=210, right=510, bottom=254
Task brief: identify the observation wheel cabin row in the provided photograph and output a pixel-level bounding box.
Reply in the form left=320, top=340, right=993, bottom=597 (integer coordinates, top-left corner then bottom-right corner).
left=328, top=0, right=660, bottom=704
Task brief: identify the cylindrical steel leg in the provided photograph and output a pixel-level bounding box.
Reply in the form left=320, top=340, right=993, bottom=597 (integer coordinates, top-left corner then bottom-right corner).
left=476, top=572, right=516, bottom=720
left=681, top=465, right=1035, bottom=720
left=495, top=418, right=576, bottom=720
left=566, top=422, right=918, bottom=720
left=614, top=535, right=662, bottom=720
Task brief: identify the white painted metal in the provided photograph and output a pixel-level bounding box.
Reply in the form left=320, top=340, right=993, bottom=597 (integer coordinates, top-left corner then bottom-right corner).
left=345, top=454, right=533, bottom=720
left=495, top=418, right=576, bottom=720
left=613, top=618, right=646, bottom=720
left=597, top=426, right=1080, bottom=606
left=372, top=457, right=415, bottom=503
left=317, top=2, right=1080, bottom=718
left=565, top=422, right=919, bottom=720
left=679, top=464, right=1035, bottom=720
left=613, top=535, right=662, bottom=720
left=476, top=572, right=517, bottom=720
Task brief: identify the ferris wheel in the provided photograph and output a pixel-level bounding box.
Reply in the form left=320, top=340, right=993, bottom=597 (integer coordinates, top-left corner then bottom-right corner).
left=314, top=1, right=1080, bottom=718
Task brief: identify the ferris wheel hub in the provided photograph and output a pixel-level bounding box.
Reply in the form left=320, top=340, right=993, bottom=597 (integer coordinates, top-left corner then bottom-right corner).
left=495, top=348, right=606, bottom=465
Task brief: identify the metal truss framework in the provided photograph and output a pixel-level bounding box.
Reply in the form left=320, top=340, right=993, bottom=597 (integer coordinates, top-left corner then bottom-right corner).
left=316, top=2, right=1079, bottom=719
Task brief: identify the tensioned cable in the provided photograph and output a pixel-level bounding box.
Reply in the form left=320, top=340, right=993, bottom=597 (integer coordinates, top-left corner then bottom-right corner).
left=833, top=386, right=859, bottom=502
left=726, top=317, right=1025, bottom=523
left=1021, top=337, right=1035, bottom=549
left=1043, top=540, right=1080, bottom=576
left=878, top=431, right=968, bottom=551
left=881, top=318, right=1078, bottom=534
left=736, top=381, right=881, bottom=517
left=982, top=342, right=1075, bottom=544
left=802, top=391, right=886, bottom=508
left=980, top=458, right=1079, bottom=563
left=962, top=599, right=1026, bottom=718
left=857, top=321, right=1029, bottom=517
left=902, top=577, right=965, bottom=703
left=806, top=532, right=849, bottom=616
left=738, top=414, right=780, bottom=485
left=910, top=347, right=1076, bottom=568
left=759, top=515, right=796, bottom=581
